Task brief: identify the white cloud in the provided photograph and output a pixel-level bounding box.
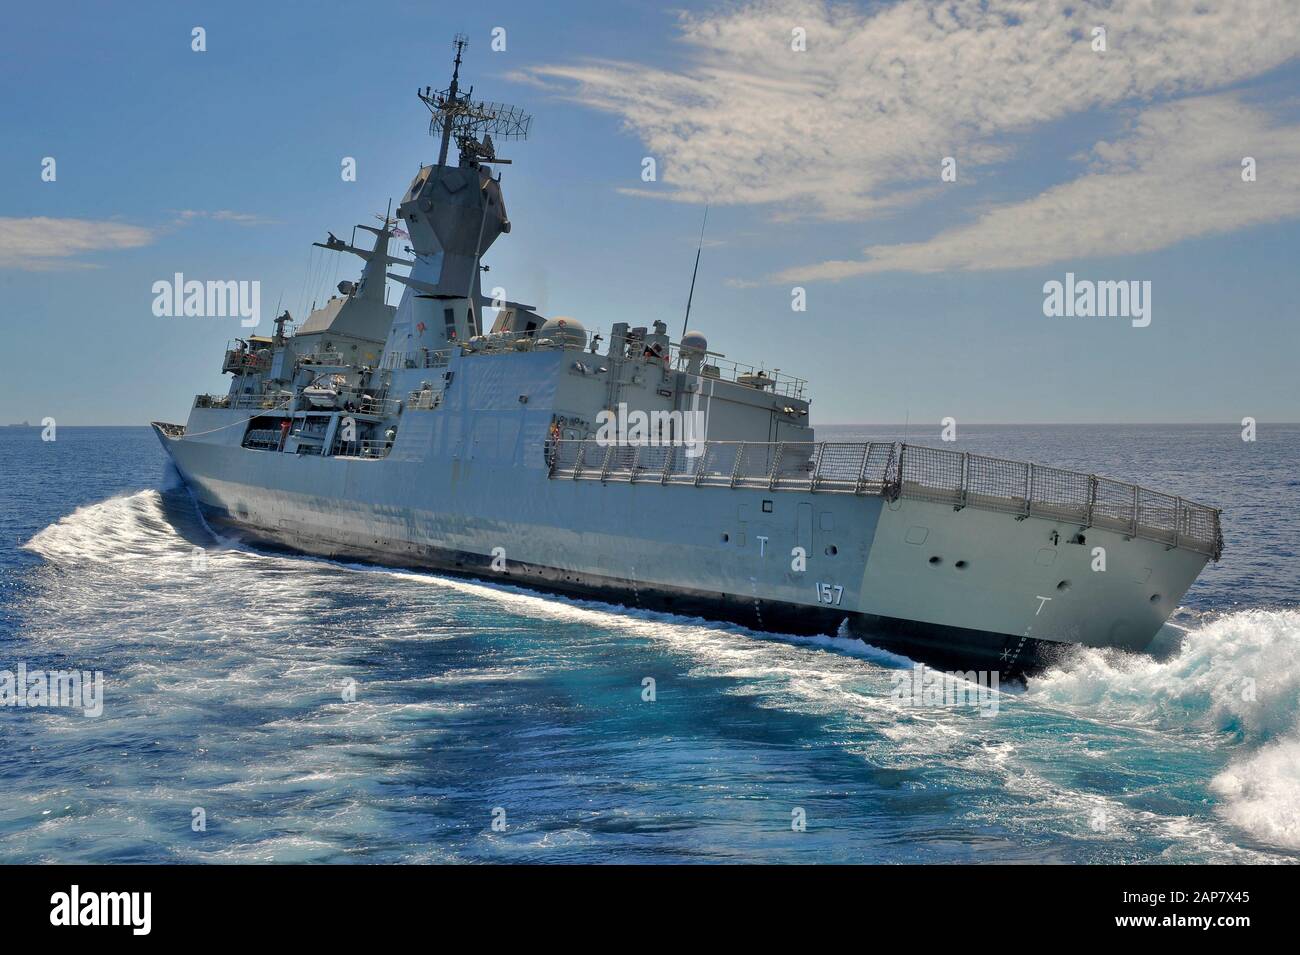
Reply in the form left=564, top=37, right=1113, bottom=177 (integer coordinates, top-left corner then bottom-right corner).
left=173, top=209, right=277, bottom=226
left=521, top=0, right=1300, bottom=272
left=773, top=93, right=1300, bottom=279
left=0, top=217, right=155, bottom=271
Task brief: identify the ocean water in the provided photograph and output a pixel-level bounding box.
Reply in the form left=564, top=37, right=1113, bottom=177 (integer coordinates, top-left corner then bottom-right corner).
left=1, top=423, right=1297, bottom=864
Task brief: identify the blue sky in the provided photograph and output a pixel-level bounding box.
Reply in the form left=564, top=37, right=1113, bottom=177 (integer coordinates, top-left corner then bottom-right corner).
left=1, top=0, right=1298, bottom=425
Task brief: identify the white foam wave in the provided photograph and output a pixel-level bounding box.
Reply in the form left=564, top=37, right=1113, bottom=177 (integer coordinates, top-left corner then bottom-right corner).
left=1210, top=738, right=1300, bottom=850
left=1029, top=610, right=1300, bottom=744
left=1029, top=609, right=1300, bottom=850
left=23, top=490, right=190, bottom=565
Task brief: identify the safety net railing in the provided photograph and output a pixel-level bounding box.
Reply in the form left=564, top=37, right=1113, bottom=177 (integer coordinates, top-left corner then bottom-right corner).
left=548, top=439, right=1223, bottom=559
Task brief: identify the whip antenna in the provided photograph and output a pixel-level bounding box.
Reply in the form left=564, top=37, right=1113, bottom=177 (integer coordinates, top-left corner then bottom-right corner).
left=680, top=204, right=709, bottom=341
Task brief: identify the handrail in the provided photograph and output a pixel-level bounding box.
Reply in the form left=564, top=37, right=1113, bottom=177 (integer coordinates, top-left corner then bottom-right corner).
left=547, top=439, right=1223, bottom=560
left=331, top=439, right=393, bottom=460
left=665, top=344, right=807, bottom=399
left=301, top=351, right=346, bottom=366
left=223, top=349, right=270, bottom=374
left=382, top=349, right=451, bottom=370
left=332, top=390, right=399, bottom=416
left=194, top=393, right=292, bottom=411
left=386, top=330, right=808, bottom=399
left=406, top=389, right=442, bottom=410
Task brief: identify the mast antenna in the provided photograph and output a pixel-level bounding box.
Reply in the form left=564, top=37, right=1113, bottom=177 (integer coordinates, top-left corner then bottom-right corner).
left=419, top=34, right=532, bottom=167
left=680, top=204, right=709, bottom=341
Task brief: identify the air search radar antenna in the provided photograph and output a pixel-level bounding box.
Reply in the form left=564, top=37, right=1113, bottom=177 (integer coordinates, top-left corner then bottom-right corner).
left=419, top=34, right=532, bottom=167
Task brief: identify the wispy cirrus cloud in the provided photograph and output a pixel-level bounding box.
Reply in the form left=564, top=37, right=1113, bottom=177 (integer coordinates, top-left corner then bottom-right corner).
left=0, top=209, right=280, bottom=271
left=520, top=0, right=1300, bottom=275
left=0, top=217, right=155, bottom=271
left=171, top=209, right=278, bottom=226
left=771, top=93, right=1300, bottom=280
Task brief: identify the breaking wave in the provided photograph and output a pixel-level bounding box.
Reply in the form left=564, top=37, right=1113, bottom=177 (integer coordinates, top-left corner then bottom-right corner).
left=25, top=487, right=199, bottom=567
left=1028, top=610, right=1300, bottom=850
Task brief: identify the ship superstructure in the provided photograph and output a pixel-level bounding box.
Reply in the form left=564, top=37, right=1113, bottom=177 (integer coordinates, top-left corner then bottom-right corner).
left=153, top=39, right=1222, bottom=676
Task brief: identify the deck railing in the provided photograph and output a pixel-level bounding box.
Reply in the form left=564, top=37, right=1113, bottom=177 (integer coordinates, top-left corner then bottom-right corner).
left=194, top=393, right=293, bottom=411
left=300, top=351, right=346, bottom=366
left=666, top=346, right=807, bottom=399
left=382, top=348, right=451, bottom=370
left=222, top=348, right=270, bottom=375
left=548, top=439, right=1223, bottom=559
left=332, top=390, right=399, bottom=416
left=331, top=439, right=392, bottom=459
left=406, top=389, right=443, bottom=410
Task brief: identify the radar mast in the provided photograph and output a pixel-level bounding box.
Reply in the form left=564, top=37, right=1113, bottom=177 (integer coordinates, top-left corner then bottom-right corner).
left=418, top=34, right=532, bottom=167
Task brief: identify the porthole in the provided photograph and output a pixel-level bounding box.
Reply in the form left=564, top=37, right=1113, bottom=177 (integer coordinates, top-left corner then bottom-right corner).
left=929, top=556, right=942, bottom=566
left=954, top=560, right=967, bottom=569
left=721, top=532, right=730, bottom=543
left=825, top=545, right=838, bottom=556
left=1057, top=580, right=1071, bottom=591
left=1149, top=593, right=1161, bottom=603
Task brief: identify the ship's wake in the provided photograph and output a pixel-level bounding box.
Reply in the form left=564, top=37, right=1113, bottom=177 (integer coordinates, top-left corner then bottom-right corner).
left=18, top=489, right=1300, bottom=857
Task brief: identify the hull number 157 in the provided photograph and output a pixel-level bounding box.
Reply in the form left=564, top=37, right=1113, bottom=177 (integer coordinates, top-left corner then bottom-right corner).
left=816, top=582, right=844, bottom=605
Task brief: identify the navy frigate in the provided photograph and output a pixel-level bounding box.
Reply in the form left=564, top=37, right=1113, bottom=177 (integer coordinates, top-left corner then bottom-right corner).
left=152, top=39, right=1223, bottom=676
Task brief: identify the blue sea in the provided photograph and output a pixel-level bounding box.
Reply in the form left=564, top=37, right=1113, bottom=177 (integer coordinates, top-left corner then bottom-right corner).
left=1, top=423, right=1297, bottom=863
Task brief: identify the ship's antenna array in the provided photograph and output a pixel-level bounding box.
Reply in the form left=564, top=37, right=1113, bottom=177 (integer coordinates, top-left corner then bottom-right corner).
left=373, top=198, right=398, bottom=231
left=681, top=204, right=709, bottom=341
left=418, top=34, right=532, bottom=167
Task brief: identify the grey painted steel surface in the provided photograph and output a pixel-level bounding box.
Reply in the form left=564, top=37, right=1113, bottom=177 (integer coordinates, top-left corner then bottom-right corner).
left=149, top=43, right=1222, bottom=675
left=549, top=439, right=1223, bottom=559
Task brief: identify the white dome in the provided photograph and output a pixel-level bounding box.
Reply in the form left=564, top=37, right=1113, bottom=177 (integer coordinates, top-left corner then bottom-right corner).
left=680, top=330, right=708, bottom=356
left=540, top=316, right=586, bottom=348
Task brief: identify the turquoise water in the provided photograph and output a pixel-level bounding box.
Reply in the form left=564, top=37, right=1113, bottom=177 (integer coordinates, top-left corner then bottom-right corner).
left=1, top=424, right=1297, bottom=862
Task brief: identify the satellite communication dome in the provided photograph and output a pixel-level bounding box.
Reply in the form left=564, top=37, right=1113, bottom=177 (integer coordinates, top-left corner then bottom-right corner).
left=540, top=317, right=586, bottom=348
left=680, top=330, right=708, bottom=357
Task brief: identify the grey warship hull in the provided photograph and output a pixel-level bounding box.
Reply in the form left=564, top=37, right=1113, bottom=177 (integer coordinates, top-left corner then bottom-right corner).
left=151, top=41, right=1222, bottom=678
left=153, top=379, right=1216, bottom=680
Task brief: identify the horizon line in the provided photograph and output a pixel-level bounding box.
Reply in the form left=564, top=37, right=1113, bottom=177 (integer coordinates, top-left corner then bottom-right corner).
left=7, top=421, right=1296, bottom=429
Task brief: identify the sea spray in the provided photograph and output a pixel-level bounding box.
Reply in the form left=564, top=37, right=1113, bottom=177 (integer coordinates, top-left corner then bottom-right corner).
left=1028, top=609, right=1300, bottom=849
